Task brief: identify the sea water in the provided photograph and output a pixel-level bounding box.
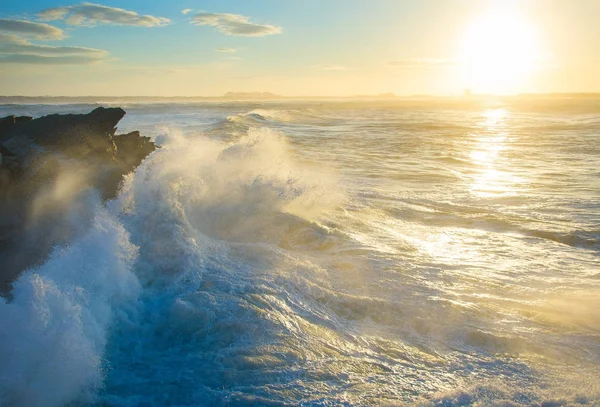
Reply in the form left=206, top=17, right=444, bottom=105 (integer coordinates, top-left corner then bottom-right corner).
left=0, top=97, right=599, bottom=406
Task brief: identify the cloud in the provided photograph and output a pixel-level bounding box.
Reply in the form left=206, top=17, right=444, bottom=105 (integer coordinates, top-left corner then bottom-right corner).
left=190, top=13, right=282, bottom=37
left=39, top=2, right=170, bottom=27
left=0, top=18, right=65, bottom=40
left=216, top=48, right=237, bottom=53
left=0, top=54, right=107, bottom=65
left=181, top=9, right=193, bottom=15
left=313, top=64, right=351, bottom=71
left=0, top=34, right=107, bottom=57
left=386, top=58, right=457, bottom=68
left=0, top=33, right=109, bottom=65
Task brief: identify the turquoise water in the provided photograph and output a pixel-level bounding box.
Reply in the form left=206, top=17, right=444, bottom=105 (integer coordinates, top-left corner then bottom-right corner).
left=1, top=97, right=599, bottom=406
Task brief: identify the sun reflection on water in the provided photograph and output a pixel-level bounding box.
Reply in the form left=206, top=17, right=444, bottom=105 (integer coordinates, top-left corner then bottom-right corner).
left=469, top=108, right=523, bottom=198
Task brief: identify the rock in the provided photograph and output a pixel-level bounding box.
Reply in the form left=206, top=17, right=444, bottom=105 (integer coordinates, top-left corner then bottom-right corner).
left=0, top=107, right=157, bottom=296
left=114, top=131, right=157, bottom=173
left=0, top=115, right=32, bottom=139
left=0, top=107, right=157, bottom=198
left=1, top=107, right=122, bottom=163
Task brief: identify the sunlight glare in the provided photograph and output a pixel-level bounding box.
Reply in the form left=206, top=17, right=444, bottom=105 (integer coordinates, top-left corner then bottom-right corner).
left=469, top=109, right=521, bottom=197
left=461, top=10, right=539, bottom=94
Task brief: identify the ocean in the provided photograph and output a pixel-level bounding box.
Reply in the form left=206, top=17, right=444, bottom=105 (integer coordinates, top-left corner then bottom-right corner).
left=0, top=96, right=599, bottom=406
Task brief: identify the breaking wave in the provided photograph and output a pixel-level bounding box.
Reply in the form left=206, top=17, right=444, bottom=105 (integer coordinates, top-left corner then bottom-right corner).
left=1, top=99, right=599, bottom=406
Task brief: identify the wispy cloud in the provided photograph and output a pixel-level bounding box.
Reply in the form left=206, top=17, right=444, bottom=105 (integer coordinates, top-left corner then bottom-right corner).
left=0, top=33, right=109, bottom=64
left=0, top=18, right=65, bottom=40
left=181, top=9, right=193, bottom=15
left=190, top=13, right=282, bottom=37
left=386, top=58, right=457, bottom=68
left=216, top=47, right=237, bottom=53
left=313, top=64, right=352, bottom=71
left=0, top=54, right=108, bottom=65
left=0, top=34, right=107, bottom=56
left=39, top=2, right=170, bottom=27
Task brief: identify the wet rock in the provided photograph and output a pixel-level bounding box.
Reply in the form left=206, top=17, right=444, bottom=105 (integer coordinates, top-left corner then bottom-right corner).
left=0, top=107, right=157, bottom=295
left=114, top=130, right=157, bottom=173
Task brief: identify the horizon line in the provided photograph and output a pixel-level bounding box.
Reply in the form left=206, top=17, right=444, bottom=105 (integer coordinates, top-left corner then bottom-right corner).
left=2, top=92, right=600, bottom=100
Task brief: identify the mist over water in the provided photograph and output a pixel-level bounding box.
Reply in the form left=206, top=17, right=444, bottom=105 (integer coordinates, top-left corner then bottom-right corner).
left=1, top=97, right=599, bottom=406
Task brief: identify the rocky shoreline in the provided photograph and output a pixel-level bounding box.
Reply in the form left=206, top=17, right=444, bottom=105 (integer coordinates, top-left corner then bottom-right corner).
left=0, top=107, right=157, bottom=295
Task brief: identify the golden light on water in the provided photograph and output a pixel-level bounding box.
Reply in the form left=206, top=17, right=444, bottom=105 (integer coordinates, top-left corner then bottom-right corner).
left=461, top=10, right=540, bottom=94
left=469, top=108, right=521, bottom=197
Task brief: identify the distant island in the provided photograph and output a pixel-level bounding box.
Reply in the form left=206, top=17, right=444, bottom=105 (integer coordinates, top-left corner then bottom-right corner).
left=223, top=92, right=280, bottom=99
left=351, top=93, right=398, bottom=99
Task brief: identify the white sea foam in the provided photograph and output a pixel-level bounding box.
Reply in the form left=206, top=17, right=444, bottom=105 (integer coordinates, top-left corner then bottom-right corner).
left=0, top=206, right=140, bottom=407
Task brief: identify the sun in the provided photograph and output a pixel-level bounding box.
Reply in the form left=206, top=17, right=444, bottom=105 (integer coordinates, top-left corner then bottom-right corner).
left=461, top=10, right=539, bottom=94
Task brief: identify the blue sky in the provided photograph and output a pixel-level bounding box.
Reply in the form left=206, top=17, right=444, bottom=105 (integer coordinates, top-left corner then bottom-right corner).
left=1, top=0, right=599, bottom=96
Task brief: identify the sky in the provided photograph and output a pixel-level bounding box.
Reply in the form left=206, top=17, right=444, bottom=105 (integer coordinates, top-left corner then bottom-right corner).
left=0, top=0, right=599, bottom=96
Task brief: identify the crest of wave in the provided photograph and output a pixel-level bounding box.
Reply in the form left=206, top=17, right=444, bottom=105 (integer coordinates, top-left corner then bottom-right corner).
left=115, top=127, right=342, bottom=279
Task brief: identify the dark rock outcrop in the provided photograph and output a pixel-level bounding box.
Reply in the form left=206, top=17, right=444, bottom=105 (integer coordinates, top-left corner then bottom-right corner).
left=0, top=107, right=157, bottom=295
left=114, top=131, right=157, bottom=173
left=0, top=115, right=32, bottom=138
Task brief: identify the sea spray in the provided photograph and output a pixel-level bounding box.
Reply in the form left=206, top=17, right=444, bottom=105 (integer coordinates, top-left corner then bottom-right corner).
left=94, top=127, right=347, bottom=405
left=116, top=127, right=341, bottom=252
left=0, top=207, right=140, bottom=407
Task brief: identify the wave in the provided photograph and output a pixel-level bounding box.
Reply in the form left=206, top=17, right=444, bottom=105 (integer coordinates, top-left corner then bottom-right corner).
left=222, top=110, right=292, bottom=129
left=1, top=103, right=599, bottom=406
left=416, top=380, right=600, bottom=407
left=380, top=199, right=600, bottom=251
left=242, top=109, right=293, bottom=122
left=0, top=207, right=140, bottom=407
left=0, top=125, right=343, bottom=406
left=205, top=107, right=334, bottom=141
left=225, top=108, right=346, bottom=128
left=115, top=126, right=342, bottom=276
